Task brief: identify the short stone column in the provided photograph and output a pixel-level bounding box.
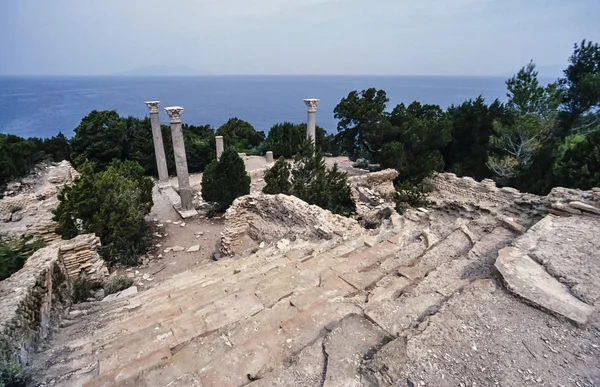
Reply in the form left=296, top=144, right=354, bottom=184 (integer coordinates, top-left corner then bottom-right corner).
left=266, top=151, right=274, bottom=163
left=145, top=101, right=170, bottom=188
left=164, top=106, right=193, bottom=211
left=303, top=98, right=320, bottom=143
left=216, top=136, right=224, bottom=161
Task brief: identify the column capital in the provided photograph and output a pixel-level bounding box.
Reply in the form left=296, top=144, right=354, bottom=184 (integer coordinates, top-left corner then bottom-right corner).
left=144, top=101, right=161, bottom=114
left=165, top=106, right=184, bottom=124
left=303, top=98, right=320, bottom=112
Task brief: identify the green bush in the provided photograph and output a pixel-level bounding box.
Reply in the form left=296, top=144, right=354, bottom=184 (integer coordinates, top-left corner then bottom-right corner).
left=264, top=142, right=355, bottom=216
left=72, top=277, right=103, bottom=303
left=263, top=157, right=292, bottom=195
left=104, top=276, right=134, bottom=296
left=553, top=129, right=600, bottom=190
left=53, top=160, right=153, bottom=266
left=394, top=181, right=431, bottom=210
left=0, top=237, right=45, bottom=281
left=201, top=149, right=251, bottom=211
left=0, top=362, right=31, bottom=387
left=215, top=118, right=265, bottom=153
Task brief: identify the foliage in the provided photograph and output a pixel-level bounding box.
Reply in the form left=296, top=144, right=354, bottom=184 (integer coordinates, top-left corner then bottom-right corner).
left=53, top=160, right=153, bottom=266
left=0, top=237, right=45, bottom=281
left=0, top=134, right=45, bottom=189
left=215, top=118, right=265, bottom=153
left=42, top=132, right=71, bottom=163
left=334, top=88, right=390, bottom=160
left=70, top=110, right=128, bottom=171
left=394, top=181, right=430, bottom=210
left=263, top=142, right=354, bottom=215
left=264, top=122, right=306, bottom=159
left=558, top=40, right=600, bottom=131
left=72, top=277, right=103, bottom=303
left=554, top=129, right=600, bottom=190
left=201, top=149, right=250, bottom=211
left=0, top=361, right=31, bottom=387
left=506, top=61, right=560, bottom=117
left=263, top=157, right=292, bottom=194
left=443, top=98, right=509, bottom=180
left=384, top=102, right=452, bottom=184
left=104, top=276, right=134, bottom=296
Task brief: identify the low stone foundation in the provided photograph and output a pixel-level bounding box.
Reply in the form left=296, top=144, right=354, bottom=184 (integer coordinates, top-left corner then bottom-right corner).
left=0, top=234, right=105, bottom=364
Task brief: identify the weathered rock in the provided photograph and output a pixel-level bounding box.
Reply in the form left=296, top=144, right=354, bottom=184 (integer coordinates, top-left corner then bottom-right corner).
left=187, top=244, right=200, bottom=252
left=496, top=246, right=594, bottom=325
left=569, top=201, right=600, bottom=215
left=102, top=286, right=138, bottom=302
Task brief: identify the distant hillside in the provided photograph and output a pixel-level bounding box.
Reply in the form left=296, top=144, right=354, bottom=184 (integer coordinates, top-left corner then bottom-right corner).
left=116, top=65, right=202, bottom=76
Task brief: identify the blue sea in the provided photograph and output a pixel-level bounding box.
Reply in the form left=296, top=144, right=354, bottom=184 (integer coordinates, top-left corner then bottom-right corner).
left=0, top=76, right=517, bottom=139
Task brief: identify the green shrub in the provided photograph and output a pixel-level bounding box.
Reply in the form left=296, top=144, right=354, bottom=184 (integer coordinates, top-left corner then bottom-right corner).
left=263, top=157, right=292, bottom=195
left=53, top=160, right=153, bottom=266
left=201, top=149, right=251, bottom=211
left=72, top=277, right=103, bottom=303
left=0, top=237, right=45, bottom=281
left=0, top=361, right=31, bottom=387
left=264, top=142, right=355, bottom=216
left=104, top=276, right=134, bottom=296
left=215, top=118, right=265, bottom=153
left=554, top=129, right=600, bottom=190
left=394, top=181, right=430, bottom=210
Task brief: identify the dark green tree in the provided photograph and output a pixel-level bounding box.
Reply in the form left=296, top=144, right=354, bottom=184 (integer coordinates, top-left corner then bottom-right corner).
left=0, top=134, right=46, bottom=187
left=43, top=132, right=71, bottom=162
left=558, top=40, right=600, bottom=132
left=201, top=149, right=250, bottom=211
left=444, top=97, right=508, bottom=180
left=334, top=88, right=390, bottom=160
left=263, top=157, right=292, bottom=194
left=553, top=129, right=600, bottom=190
left=384, top=102, right=452, bottom=184
left=215, top=118, right=265, bottom=153
left=53, top=160, right=153, bottom=266
left=264, top=122, right=306, bottom=158
left=70, top=110, right=127, bottom=170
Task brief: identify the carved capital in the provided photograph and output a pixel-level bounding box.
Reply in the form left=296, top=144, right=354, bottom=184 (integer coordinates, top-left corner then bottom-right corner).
left=303, top=98, right=320, bottom=112
left=144, top=101, right=161, bottom=114
left=164, top=106, right=184, bottom=124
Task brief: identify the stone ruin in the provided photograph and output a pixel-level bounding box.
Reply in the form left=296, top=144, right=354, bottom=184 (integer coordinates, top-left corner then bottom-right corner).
left=0, top=162, right=108, bottom=365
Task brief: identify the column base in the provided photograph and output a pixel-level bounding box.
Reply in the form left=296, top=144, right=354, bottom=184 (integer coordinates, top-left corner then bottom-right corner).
left=157, top=181, right=172, bottom=189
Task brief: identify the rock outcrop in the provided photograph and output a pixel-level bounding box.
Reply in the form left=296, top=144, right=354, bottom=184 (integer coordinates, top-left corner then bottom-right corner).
left=220, top=194, right=363, bottom=255
left=0, top=161, right=79, bottom=243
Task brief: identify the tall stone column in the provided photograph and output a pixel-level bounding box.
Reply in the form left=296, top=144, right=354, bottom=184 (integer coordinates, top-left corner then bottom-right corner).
left=215, top=136, right=224, bottom=161
left=164, top=106, right=193, bottom=211
left=145, top=101, right=170, bottom=188
left=303, top=98, right=320, bottom=144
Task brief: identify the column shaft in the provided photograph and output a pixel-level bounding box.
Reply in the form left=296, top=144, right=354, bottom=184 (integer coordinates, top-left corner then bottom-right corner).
left=216, top=136, right=224, bottom=161
left=145, top=101, right=170, bottom=187
left=165, top=107, right=193, bottom=211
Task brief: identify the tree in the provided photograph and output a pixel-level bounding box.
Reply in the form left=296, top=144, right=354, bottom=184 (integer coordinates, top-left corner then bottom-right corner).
left=43, top=132, right=71, bottom=162
left=0, top=134, right=46, bottom=188
left=553, top=129, right=600, bottom=190
left=70, top=110, right=127, bottom=170
left=384, top=102, right=452, bottom=184
left=53, top=160, right=153, bottom=266
left=334, top=88, right=390, bottom=160
left=201, top=149, right=250, bottom=211
left=558, top=40, right=600, bottom=131
left=264, top=122, right=306, bottom=158
left=263, top=157, right=292, bottom=194
left=215, top=118, right=265, bottom=153
left=444, top=97, right=501, bottom=180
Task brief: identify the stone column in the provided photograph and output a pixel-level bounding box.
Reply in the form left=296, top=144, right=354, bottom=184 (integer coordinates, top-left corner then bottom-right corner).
left=303, top=98, right=320, bottom=144
left=145, top=101, right=170, bottom=188
left=216, top=136, right=224, bottom=161
left=266, top=151, right=274, bottom=163
left=164, top=106, right=193, bottom=211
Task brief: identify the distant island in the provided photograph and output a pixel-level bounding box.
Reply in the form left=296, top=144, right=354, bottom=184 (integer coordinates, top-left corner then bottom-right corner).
left=115, top=65, right=203, bottom=76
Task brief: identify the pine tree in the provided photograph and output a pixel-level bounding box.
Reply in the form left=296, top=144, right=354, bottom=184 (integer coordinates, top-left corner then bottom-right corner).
left=263, top=157, right=292, bottom=195
left=201, top=149, right=251, bottom=211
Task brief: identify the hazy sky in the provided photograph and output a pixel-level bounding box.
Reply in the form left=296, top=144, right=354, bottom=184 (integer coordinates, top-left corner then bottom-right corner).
left=1, top=0, right=598, bottom=76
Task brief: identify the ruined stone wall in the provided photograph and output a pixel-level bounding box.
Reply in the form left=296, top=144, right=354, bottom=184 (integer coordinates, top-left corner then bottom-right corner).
left=429, top=172, right=600, bottom=217
left=0, top=234, right=103, bottom=364
left=220, top=194, right=363, bottom=255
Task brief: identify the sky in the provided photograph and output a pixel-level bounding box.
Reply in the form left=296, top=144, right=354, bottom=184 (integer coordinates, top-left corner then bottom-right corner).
left=0, top=0, right=599, bottom=76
